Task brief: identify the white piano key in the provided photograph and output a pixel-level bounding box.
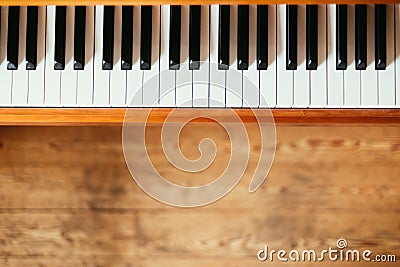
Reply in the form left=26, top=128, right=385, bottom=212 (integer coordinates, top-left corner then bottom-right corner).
left=110, top=6, right=127, bottom=107
left=176, top=5, right=192, bottom=107
left=327, top=4, right=344, bottom=107
left=28, top=6, right=46, bottom=106
left=94, top=5, right=111, bottom=107
left=142, top=5, right=160, bottom=107
left=192, top=5, right=209, bottom=108
left=309, top=5, right=327, bottom=107
left=0, top=7, right=12, bottom=106
left=209, top=5, right=225, bottom=108
left=77, top=6, right=94, bottom=107
left=361, top=4, right=378, bottom=107
left=45, top=6, right=61, bottom=106
left=176, top=81, right=192, bottom=107
left=12, top=6, right=29, bottom=106
left=293, top=5, right=308, bottom=107
left=276, top=4, right=293, bottom=107
left=259, top=4, right=276, bottom=108
left=159, top=5, right=175, bottom=107
left=243, top=5, right=259, bottom=108
left=378, top=4, right=395, bottom=107
left=344, top=4, right=361, bottom=107
left=126, top=6, right=142, bottom=107
left=61, top=6, right=78, bottom=106
left=226, top=5, right=241, bottom=108
left=396, top=5, right=400, bottom=106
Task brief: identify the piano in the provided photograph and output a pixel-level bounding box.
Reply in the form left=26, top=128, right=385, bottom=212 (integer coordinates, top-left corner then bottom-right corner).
left=0, top=1, right=399, bottom=124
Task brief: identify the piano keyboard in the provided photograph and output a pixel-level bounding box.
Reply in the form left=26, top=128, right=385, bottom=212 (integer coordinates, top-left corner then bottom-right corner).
left=0, top=4, right=399, bottom=108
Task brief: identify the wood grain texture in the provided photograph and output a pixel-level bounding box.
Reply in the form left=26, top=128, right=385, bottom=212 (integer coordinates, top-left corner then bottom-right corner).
left=0, top=0, right=397, bottom=5
left=0, top=125, right=399, bottom=266
left=1, top=108, right=400, bottom=125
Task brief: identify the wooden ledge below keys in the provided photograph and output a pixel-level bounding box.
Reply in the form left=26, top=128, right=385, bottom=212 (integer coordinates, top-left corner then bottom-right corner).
left=0, top=0, right=397, bottom=5
left=0, top=108, right=399, bottom=125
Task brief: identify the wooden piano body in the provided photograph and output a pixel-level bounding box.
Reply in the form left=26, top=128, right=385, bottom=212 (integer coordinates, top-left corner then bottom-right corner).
left=0, top=2, right=399, bottom=266
left=0, top=0, right=399, bottom=125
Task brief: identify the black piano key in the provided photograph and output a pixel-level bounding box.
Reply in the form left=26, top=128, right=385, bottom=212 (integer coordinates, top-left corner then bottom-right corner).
left=121, top=6, right=133, bottom=70
left=26, top=6, right=38, bottom=70
left=218, top=5, right=230, bottom=70
left=355, top=4, right=367, bottom=70
left=74, top=6, right=86, bottom=70
left=306, top=5, right=318, bottom=70
left=169, top=6, right=181, bottom=70
left=54, top=6, right=66, bottom=70
left=257, top=5, right=268, bottom=70
left=237, top=5, right=249, bottom=70
left=286, top=5, right=297, bottom=70
left=140, top=6, right=152, bottom=70
left=7, top=6, right=20, bottom=70
left=189, top=5, right=201, bottom=70
left=375, top=4, right=386, bottom=70
left=102, top=6, right=115, bottom=70
left=336, top=4, right=347, bottom=70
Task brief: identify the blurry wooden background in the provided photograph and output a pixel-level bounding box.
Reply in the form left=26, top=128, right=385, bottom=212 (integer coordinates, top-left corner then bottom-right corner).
left=0, top=124, right=399, bottom=266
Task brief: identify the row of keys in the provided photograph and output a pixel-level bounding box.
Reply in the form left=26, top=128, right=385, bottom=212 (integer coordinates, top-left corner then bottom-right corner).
left=1, top=5, right=392, bottom=72
left=0, top=5, right=399, bottom=107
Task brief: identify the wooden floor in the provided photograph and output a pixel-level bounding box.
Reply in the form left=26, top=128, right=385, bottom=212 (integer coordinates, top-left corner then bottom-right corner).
left=0, top=124, right=399, bottom=266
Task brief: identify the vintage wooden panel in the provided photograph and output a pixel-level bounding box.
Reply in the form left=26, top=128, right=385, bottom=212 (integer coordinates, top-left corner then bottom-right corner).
left=1, top=108, right=400, bottom=125
left=0, top=125, right=399, bottom=265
